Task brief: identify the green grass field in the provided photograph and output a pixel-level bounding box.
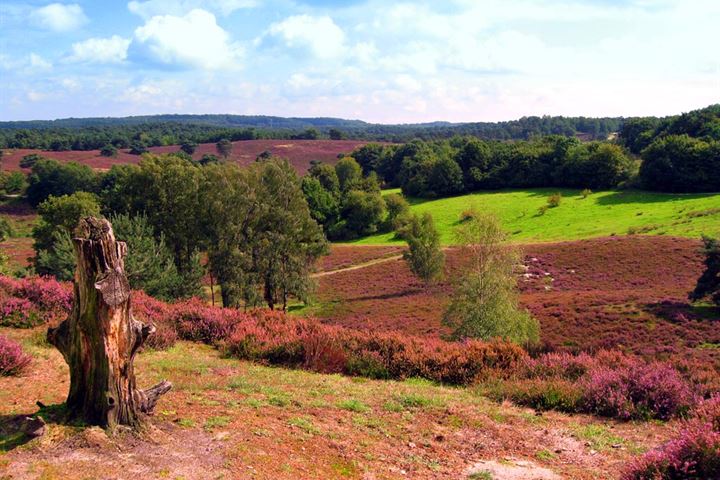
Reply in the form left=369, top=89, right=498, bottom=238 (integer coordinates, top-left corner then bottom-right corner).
left=352, top=188, right=720, bottom=245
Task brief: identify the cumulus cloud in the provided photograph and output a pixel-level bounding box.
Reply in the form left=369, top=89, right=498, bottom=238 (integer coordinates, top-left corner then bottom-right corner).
left=260, top=15, right=346, bottom=60
left=131, top=9, right=242, bottom=70
left=128, top=0, right=258, bottom=18
left=30, top=3, right=88, bottom=32
left=69, top=36, right=131, bottom=64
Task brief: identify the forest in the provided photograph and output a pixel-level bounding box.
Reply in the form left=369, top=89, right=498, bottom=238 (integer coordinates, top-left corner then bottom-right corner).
left=0, top=113, right=622, bottom=150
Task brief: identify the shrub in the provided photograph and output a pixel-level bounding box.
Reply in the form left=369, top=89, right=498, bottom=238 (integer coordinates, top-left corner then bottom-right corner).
left=581, top=361, right=695, bottom=420
left=0, top=334, right=32, bottom=376
left=483, top=378, right=583, bottom=412
left=623, top=396, right=720, bottom=479
left=581, top=188, right=592, bottom=198
left=143, top=321, right=178, bottom=351
left=459, top=209, right=477, bottom=223
left=0, top=297, right=43, bottom=328
left=547, top=193, right=562, bottom=208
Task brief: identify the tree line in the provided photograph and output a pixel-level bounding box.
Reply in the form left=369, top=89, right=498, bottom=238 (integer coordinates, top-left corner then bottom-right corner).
left=619, top=104, right=720, bottom=192
left=345, top=136, right=636, bottom=199
left=0, top=114, right=623, bottom=151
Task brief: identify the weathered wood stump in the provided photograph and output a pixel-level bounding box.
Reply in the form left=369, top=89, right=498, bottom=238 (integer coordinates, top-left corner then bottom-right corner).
left=48, top=217, right=171, bottom=429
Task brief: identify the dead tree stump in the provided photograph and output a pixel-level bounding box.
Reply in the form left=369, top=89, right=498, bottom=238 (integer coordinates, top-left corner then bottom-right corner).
left=48, top=217, right=171, bottom=429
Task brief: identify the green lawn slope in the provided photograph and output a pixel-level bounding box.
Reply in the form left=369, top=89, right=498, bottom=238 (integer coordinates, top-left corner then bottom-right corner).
left=353, top=188, right=720, bottom=245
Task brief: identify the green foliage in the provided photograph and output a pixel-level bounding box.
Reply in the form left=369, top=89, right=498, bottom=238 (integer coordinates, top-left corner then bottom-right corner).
left=33, top=191, right=101, bottom=277
left=100, top=144, right=117, bottom=157
left=690, top=236, right=720, bottom=306
left=335, top=157, right=363, bottom=192
left=104, top=155, right=205, bottom=292
left=129, top=142, right=148, bottom=155
left=442, top=210, right=539, bottom=344
left=204, top=159, right=328, bottom=309
left=216, top=138, right=232, bottom=159
left=0, top=113, right=623, bottom=150
left=350, top=143, right=387, bottom=174
left=0, top=216, right=13, bottom=242
left=309, top=162, right=340, bottom=194
left=302, top=176, right=339, bottom=225
left=369, top=136, right=638, bottom=198
left=397, top=212, right=445, bottom=283
left=640, top=134, right=720, bottom=193
left=382, top=193, right=410, bottom=232
left=35, top=230, right=75, bottom=280
left=328, top=128, right=345, bottom=140
left=26, top=159, right=99, bottom=207
left=180, top=141, right=198, bottom=155
left=111, top=213, right=198, bottom=300
left=340, top=190, right=386, bottom=238
left=19, top=153, right=43, bottom=169
left=0, top=171, right=27, bottom=194
left=199, top=153, right=220, bottom=165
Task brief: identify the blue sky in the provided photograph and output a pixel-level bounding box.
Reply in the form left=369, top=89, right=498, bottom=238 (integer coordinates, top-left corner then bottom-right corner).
left=0, top=0, right=718, bottom=122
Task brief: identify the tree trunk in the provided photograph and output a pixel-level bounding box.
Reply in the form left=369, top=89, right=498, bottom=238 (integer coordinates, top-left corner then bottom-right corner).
left=47, top=217, right=172, bottom=430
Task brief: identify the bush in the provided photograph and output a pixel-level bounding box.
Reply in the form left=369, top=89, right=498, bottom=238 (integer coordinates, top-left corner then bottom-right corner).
left=491, top=350, right=699, bottom=421
left=459, top=209, right=477, bottom=223
left=0, top=297, right=42, bottom=328
left=143, top=321, right=178, bottom=351
left=581, top=361, right=695, bottom=420
left=483, top=378, right=583, bottom=412
left=623, top=396, right=720, bottom=479
left=581, top=188, right=592, bottom=198
left=0, top=334, right=32, bottom=376
left=547, top=193, right=562, bottom=208
left=100, top=145, right=117, bottom=158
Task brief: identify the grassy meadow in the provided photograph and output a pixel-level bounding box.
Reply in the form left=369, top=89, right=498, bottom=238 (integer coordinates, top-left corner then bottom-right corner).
left=353, top=188, right=720, bottom=245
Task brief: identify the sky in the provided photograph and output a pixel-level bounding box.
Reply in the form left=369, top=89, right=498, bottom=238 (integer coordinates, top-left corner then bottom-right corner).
left=0, top=0, right=718, bottom=123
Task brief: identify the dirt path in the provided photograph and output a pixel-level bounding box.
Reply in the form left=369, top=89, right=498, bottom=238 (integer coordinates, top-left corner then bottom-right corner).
left=312, top=253, right=404, bottom=277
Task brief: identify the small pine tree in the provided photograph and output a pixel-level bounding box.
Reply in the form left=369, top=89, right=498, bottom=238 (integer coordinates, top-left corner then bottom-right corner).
left=398, top=212, right=445, bottom=284
left=442, top=209, right=539, bottom=345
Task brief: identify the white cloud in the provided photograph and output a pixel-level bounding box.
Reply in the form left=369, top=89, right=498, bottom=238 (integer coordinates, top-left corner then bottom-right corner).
left=128, top=0, right=257, bottom=18
left=69, top=36, right=131, bottom=64
left=31, top=3, right=88, bottom=32
left=29, top=53, right=52, bottom=70
left=131, top=9, right=242, bottom=70
left=261, top=15, right=346, bottom=60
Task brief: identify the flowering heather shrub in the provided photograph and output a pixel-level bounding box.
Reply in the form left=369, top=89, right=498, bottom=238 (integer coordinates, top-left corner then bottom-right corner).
left=623, top=396, right=720, bottom=479
left=0, top=334, right=32, bottom=376
left=173, top=299, right=242, bottom=344
left=522, top=351, right=596, bottom=381
left=0, top=297, right=42, bottom=328
left=13, top=277, right=73, bottom=316
left=220, top=312, right=526, bottom=385
left=581, top=361, right=696, bottom=421
left=694, top=395, right=720, bottom=431
left=0, top=275, right=73, bottom=324
left=143, top=320, right=178, bottom=351
left=499, top=350, right=698, bottom=420
left=131, top=290, right=176, bottom=350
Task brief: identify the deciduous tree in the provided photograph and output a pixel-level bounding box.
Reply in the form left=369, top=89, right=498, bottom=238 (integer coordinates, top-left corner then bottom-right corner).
left=398, top=212, right=444, bottom=284
left=442, top=210, right=539, bottom=344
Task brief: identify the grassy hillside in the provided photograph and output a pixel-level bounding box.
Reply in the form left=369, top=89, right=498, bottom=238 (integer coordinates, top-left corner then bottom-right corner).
left=354, top=188, right=720, bottom=245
